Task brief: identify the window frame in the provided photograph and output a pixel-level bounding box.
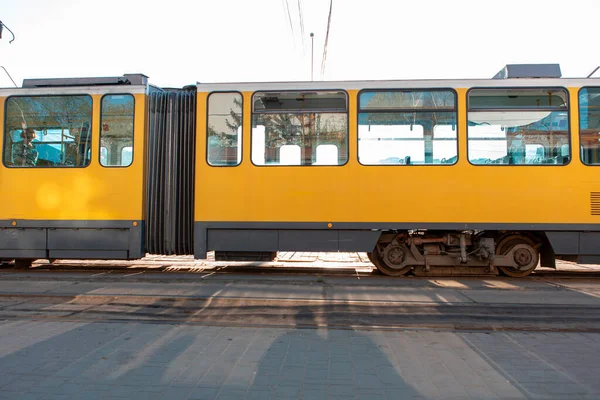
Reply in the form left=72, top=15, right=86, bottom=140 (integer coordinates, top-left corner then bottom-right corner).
left=578, top=86, right=600, bottom=166
left=2, top=94, right=94, bottom=169
left=466, top=86, right=571, bottom=167
left=206, top=91, right=244, bottom=167
left=250, top=89, right=350, bottom=167
left=356, top=88, right=459, bottom=167
left=99, top=93, right=135, bottom=168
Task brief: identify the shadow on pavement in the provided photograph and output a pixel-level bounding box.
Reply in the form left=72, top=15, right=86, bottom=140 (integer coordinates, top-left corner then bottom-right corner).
left=244, top=305, right=422, bottom=399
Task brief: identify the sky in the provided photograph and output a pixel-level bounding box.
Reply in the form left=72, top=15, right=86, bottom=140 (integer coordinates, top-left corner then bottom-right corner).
left=1, top=0, right=599, bottom=88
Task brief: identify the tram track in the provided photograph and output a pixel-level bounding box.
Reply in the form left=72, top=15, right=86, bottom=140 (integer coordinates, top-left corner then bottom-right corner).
left=2, top=264, right=600, bottom=332
left=1, top=290, right=600, bottom=332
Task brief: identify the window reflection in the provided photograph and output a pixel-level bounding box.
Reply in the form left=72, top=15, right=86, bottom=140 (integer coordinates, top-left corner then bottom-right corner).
left=100, top=94, right=134, bottom=167
left=358, top=90, right=458, bottom=165
left=251, top=91, right=348, bottom=166
left=252, top=113, right=347, bottom=166
left=3, top=96, right=92, bottom=168
left=207, top=92, right=242, bottom=166
left=468, top=88, right=569, bottom=165
left=579, top=88, right=600, bottom=165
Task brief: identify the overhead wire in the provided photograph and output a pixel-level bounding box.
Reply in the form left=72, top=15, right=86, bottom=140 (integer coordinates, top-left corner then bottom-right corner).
left=282, top=0, right=296, bottom=46
left=1, top=66, right=18, bottom=87
left=321, top=0, right=333, bottom=77
left=297, top=0, right=305, bottom=50
left=0, top=66, right=26, bottom=126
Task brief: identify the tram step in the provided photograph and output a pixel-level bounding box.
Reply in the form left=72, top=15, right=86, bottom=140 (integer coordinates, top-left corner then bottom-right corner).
left=214, top=251, right=278, bottom=262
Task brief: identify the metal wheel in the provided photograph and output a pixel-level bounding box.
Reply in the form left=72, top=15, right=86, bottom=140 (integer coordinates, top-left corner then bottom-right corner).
left=496, top=235, right=539, bottom=277
left=370, top=245, right=412, bottom=277
left=366, top=252, right=376, bottom=264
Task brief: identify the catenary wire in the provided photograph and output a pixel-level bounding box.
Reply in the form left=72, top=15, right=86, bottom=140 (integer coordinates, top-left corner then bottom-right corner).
left=321, top=0, right=333, bottom=77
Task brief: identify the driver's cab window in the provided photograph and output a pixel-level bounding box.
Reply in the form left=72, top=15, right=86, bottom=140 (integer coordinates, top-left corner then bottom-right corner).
left=3, top=95, right=93, bottom=168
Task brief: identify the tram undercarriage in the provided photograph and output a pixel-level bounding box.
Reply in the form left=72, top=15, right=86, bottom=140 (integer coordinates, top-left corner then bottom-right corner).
left=369, top=231, right=542, bottom=277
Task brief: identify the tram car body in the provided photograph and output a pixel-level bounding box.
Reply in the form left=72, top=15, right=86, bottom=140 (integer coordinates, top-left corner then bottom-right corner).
left=0, top=75, right=148, bottom=263
left=2, top=64, right=600, bottom=277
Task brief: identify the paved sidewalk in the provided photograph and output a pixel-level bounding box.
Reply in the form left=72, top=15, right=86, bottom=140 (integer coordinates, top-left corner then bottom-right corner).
left=0, top=320, right=599, bottom=400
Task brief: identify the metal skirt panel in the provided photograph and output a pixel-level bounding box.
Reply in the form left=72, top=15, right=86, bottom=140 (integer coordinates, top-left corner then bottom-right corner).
left=146, top=91, right=196, bottom=255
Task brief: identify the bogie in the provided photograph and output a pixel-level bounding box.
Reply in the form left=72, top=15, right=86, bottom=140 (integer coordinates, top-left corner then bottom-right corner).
left=370, top=231, right=541, bottom=277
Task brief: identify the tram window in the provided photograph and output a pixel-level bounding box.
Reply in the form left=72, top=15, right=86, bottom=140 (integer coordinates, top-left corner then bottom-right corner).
left=468, top=88, right=570, bottom=165
left=469, top=89, right=567, bottom=109
left=279, top=144, right=301, bottom=165
left=359, top=90, right=455, bottom=110
left=358, top=124, right=425, bottom=164
left=358, top=90, right=457, bottom=165
left=526, top=144, right=545, bottom=164
left=207, top=92, right=242, bottom=166
left=315, top=144, right=339, bottom=165
left=100, top=94, right=134, bottom=167
left=251, top=91, right=348, bottom=166
left=579, top=88, right=600, bottom=165
left=121, top=146, right=133, bottom=166
left=253, top=91, right=346, bottom=112
left=3, top=95, right=92, bottom=168
left=100, top=147, right=108, bottom=166
left=467, top=125, right=508, bottom=164
left=433, top=125, right=458, bottom=164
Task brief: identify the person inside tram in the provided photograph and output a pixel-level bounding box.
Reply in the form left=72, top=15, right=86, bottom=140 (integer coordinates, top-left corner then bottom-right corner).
left=12, top=128, right=39, bottom=167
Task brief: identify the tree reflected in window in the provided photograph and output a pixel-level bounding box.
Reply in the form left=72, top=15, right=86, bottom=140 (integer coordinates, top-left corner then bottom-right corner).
left=3, top=96, right=92, bottom=168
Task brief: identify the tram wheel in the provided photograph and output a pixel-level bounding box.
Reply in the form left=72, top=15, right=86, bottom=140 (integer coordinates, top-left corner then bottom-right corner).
left=496, top=235, right=539, bottom=278
left=366, top=252, right=376, bottom=264
left=370, top=246, right=412, bottom=277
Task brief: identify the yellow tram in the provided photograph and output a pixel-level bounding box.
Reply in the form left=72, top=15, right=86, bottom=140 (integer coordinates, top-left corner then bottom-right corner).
left=2, top=64, right=600, bottom=277
left=1, top=75, right=147, bottom=262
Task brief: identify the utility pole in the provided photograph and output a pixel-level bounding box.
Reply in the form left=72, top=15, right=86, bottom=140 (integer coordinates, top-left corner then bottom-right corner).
left=310, top=33, right=314, bottom=81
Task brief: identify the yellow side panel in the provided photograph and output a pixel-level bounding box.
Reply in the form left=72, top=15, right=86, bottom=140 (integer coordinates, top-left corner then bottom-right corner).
left=0, top=94, right=146, bottom=221
left=195, top=88, right=600, bottom=225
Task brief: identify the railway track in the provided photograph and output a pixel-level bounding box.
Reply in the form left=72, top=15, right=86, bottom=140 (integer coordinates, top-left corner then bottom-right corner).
left=1, top=291, right=600, bottom=332
left=1, top=267, right=600, bottom=332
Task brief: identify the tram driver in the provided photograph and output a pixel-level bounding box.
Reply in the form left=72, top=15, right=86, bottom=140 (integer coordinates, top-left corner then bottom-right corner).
left=13, top=128, right=39, bottom=167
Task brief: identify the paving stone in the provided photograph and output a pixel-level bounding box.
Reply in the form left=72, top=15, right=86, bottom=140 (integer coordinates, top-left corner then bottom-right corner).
left=14, top=393, right=46, bottom=400
left=272, top=384, right=302, bottom=400
left=355, top=373, right=381, bottom=389
left=188, top=386, right=220, bottom=400
left=0, top=320, right=599, bottom=399
left=303, top=388, right=328, bottom=400
left=215, top=389, right=247, bottom=400
left=245, top=389, right=271, bottom=400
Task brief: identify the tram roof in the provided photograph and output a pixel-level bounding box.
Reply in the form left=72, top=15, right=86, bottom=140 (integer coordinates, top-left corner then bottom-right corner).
left=196, top=77, right=600, bottom=93
left=3, top=68, right=600, bottom=96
